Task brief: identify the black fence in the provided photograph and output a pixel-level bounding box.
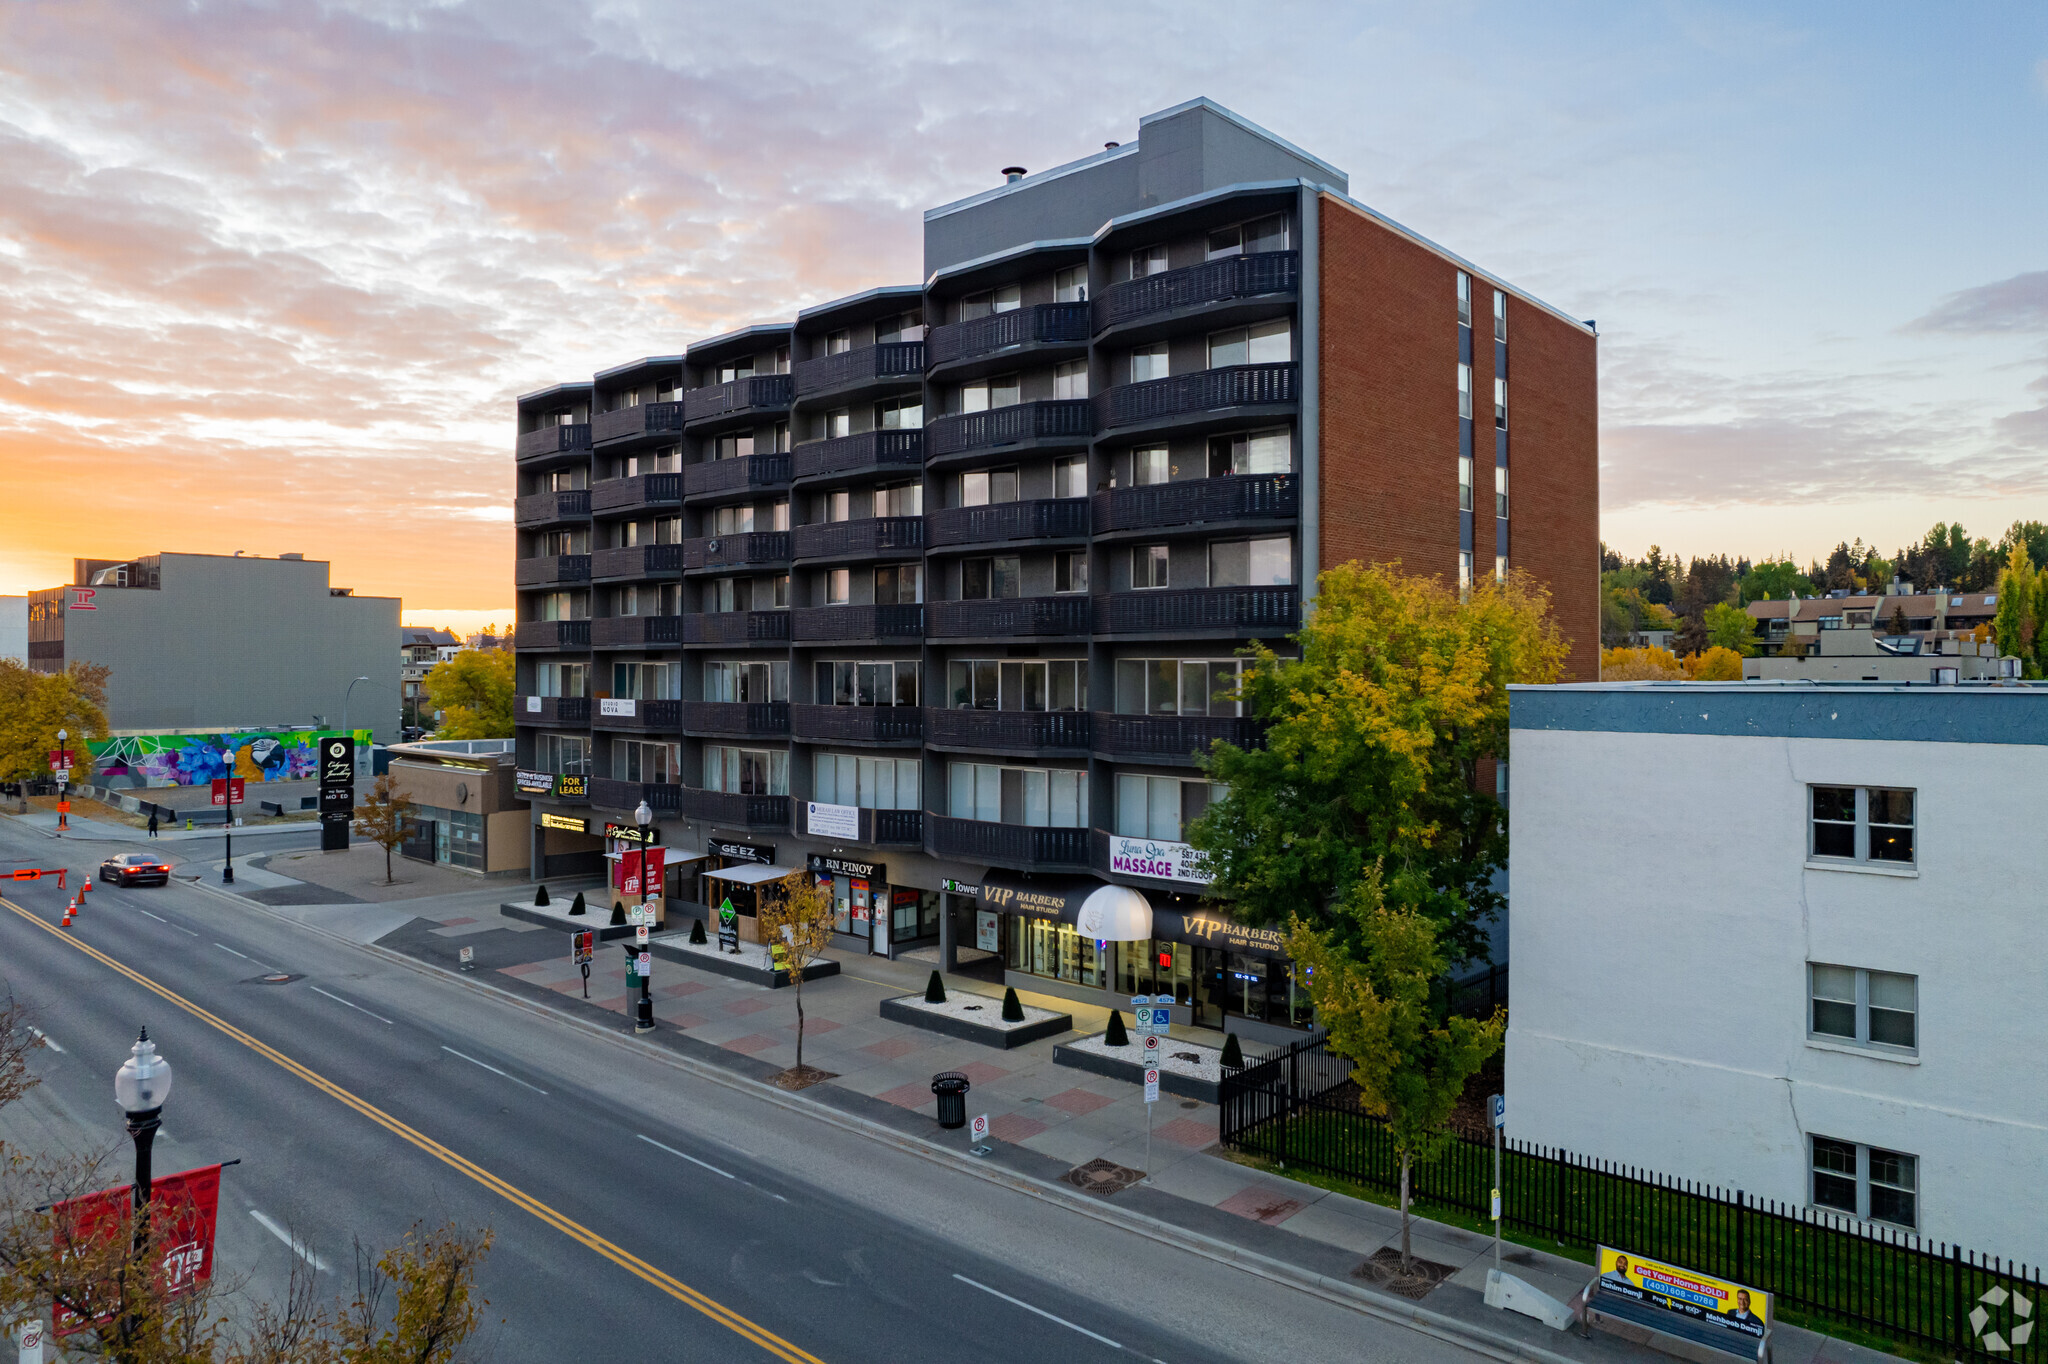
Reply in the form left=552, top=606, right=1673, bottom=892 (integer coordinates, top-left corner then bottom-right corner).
left=1220, top=1033, right=2043, bottom=1362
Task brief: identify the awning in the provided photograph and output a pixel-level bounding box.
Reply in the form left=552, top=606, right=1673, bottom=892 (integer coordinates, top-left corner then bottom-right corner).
left=975, top=870, right=1290, bottom=960
left=703, top=863, right=796, bottom=886
left=603, top=847, right=707, bottom=863
left=974, top=871, right=1101, bottom=922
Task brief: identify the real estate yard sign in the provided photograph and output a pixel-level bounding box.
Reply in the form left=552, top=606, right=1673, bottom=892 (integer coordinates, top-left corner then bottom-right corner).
left=1596, top=1246, right=1770, bottom=1345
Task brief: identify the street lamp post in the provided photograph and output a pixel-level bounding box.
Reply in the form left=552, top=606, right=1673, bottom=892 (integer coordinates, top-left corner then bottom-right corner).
left=54, top=727, right=68, bottom=833
left=220, top=743, right=237, bottom=885
left=341, top=676, right=370, bottom=746
left=113, top=1029, right=173, bottom=1247
left=633, top=799, right=656, bottom=1034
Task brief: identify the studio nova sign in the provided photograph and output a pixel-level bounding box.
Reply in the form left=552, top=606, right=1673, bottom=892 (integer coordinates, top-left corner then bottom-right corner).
left=1107, top=836, right=1211, bottom=885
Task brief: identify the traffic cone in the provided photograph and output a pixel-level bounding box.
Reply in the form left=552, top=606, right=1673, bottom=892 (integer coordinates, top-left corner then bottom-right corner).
left=61, top=898, right=74, bottom=926
left=80, top=877, right=91, bottom=898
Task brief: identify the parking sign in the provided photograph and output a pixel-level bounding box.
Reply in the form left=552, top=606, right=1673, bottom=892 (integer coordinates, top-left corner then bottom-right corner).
left=969, top=1113, right=989, bottom=1143
left=1144, top=1068, right=1161, bottom=1103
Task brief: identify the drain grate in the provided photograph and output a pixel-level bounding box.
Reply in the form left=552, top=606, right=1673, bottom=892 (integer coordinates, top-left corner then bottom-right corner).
left=247, top=973, right=302, bottom=985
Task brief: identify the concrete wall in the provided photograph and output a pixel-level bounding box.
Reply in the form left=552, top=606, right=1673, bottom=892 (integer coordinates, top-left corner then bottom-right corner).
left=0, top=596, right=24, bottom=663
left=1505, top=719, right=2047, bottom=1260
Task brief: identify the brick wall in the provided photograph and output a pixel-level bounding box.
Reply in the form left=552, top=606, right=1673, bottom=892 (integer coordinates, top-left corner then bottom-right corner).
left=1503, top=294, right=1600, bottom=681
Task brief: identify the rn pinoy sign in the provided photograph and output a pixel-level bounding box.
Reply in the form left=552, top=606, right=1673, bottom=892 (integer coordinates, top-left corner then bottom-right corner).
left=1106, top=836, right=1211, bottom=885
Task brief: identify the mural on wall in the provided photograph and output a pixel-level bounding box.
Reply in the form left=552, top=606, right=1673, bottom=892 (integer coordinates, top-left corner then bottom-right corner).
left=89, top=731, right=370, bottom=788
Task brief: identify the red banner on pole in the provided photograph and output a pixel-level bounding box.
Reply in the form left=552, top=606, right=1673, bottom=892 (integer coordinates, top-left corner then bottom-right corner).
left=50, top=1165, right=224, bottom=1335
left=208, top=778, right=245, bottom=807
left=617, top=847, right=642, bottom=896
left=643, top=846, right=665, bottom=897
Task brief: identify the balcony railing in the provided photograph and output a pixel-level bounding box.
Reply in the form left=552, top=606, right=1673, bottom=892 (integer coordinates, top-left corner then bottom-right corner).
left=792, top=429, right=924, bottom=482
left=592, top=401, right=686, bottom=446
left=513, top=620, right=590, bottom=650
left=684, top=611, right=792, bottom=645
left=1091, top=474, right=1297, bottom=533
left=1093, top=251, right=1300, bottom=332
left=1095, top=363, right=1298, bottom=430
left=514, top=555, right=591, bottom=587
left=590, top=614, right=684, bottom=648
left=683, top=374, right=794, bottom=424
left=683, top=453, right=792, bottom=499
left=590, top=472, right=682, bottom=516
left=679, top=787, right=791, bottom=830
left=926, top=400, right=1094, bottom=458
left=927, top=596, right=1089, bottom=638
left=865, top=808, right=924, bottom=846
left=591, top=698, right=683, bottom=731
left=681, top=701, right=789, bottom=738
left=792, top=342, right=924, bottom=397
left=927, top=303, right=1091, bottom=368
left=516, top=424, right=590, bottom=461
left=789, top=705, right=924, bottom=745
left=1094, top=586, right=1300, bottom=635
left=925, top=498, right=1087, bottom=548
left=928, top=816, right=1091, bottom=870
left=1091, top=712, right=1261, bottom=761
left=683, top=531, right=790, bottom=571
left=791, top=604, right=925, bottom=642
left=590, top=544, right=683, bottom=581
left=589, top=778, right=683, bottom=813
left=514, top=489, right=590, bottom=527
left=925, top=709, right=1091, bottom=751
left=792, top=517, right=925, bottom=561
left=516, top=696, right=591, bottom=726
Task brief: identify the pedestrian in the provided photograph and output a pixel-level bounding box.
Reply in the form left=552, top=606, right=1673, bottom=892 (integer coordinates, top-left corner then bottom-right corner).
left=147, top=808, right=159, bottom=838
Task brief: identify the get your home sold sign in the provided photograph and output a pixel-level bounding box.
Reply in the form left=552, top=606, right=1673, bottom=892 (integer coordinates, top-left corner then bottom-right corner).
left=1597, top=1246, right=1770, bottom=1345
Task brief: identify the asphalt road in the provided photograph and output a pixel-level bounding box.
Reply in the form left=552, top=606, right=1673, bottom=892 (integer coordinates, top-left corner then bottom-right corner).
left=0, top=818, right=1483, bottom=1363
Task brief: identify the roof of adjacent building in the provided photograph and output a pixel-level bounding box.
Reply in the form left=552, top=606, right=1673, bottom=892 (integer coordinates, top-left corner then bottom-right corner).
left=401, top=628, right=458, bottom=646
left=1748, top=592, right=2000, bottom=623
left=1509, top=680, right=2048, bottom=746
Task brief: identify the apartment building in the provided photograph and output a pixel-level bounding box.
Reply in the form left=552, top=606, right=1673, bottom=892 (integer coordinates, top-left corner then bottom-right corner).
left=512, top=98, right=1598, bottom=1041
left=1505, top=680, right=2047, bottom=1260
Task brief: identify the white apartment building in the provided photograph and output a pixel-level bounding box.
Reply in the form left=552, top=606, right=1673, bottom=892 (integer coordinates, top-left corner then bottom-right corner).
left=1505, top=680, right=2046, bottom=1262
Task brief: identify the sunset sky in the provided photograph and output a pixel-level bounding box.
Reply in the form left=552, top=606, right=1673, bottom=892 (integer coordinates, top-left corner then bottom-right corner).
left=3, top=2, right=2045, bottom=621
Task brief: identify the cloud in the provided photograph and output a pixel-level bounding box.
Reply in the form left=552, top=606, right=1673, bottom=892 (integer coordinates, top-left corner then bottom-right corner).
left=1906, top=271, right=2048, bottom=334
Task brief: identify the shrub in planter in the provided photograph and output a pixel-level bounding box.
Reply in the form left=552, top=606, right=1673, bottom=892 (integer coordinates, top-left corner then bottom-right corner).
left=534, top=884, right=551, bottom=907
left=1001, top=987, right=1024, bottom=1023
left=1104, top=1010, right=1129, bottom=1047
left=568, top=891, right=586, bottom=916
left=1221, top=1032, right=1244, bottom=1069
left=609, top=900, right=626, bottom=926
left=690, top=917, right=707, bottom=945
left=925, top=970, right=946, bottom=1004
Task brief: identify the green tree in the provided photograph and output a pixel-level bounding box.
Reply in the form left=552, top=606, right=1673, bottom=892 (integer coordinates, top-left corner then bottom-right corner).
left=0, top=660, right=109, bottom=783
left=421, top=648, right=515, bottom=739
left=1703, top=602, right=1759, bottom=656
left=1992, top=545, right=2044, bottom=677
left=1188, top=562, right=1567, bottom=967
left=1286, top=868, right=1505, bottom=1270
left=1998, top=520, right=2048, bottom=572
left=1738, top=559, right=1814, bottom=603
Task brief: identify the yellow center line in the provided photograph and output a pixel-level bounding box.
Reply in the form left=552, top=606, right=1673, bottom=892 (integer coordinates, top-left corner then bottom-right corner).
left=1, top=895, right=826, bottom=1364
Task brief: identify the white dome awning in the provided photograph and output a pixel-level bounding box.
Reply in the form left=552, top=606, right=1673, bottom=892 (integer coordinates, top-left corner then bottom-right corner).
left=1074, top=884, right=1153, bottom=942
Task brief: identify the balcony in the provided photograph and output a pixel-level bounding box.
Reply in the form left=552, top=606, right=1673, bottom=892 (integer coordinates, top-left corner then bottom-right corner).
left=516, top=696, right=591, bottom=727
left=683, top=374, right=794, bottom=429
left=592, top=401, right=686, bottom=447
left=1093, top=586, right=1300, bottom=637
left=925, top=498, right=1087, bottom=549
left=927, top=303, right=1090, bottom=373
left=683, top=453, right=792, bottom=500
left=515, top=555, right=591, bottom=587
left=589, top=778, right=683, bottom=814
left=926, top=596, right=1089, bottom=639
left=792, top=517, right=925, bottom=562
left=590, top=614, right=683, bottom=649
left=513, top=620, right=590, bottom=650
left=590, top=472, right=682, bottom=517
left=791, top=604, right=925, bottom=642
left=679, top=787, right=791, bottom=830
left=681, top=701, right=790, bottom=738
left=792, top=342, right=924, bottom=400
left=516, top=424, right=590, bottom=463
left=683, top=531, right=790, bottom=572
left=591, top=698, right=683, bottom=731
left=926, top=400, right=1093, bottom=461
left=791, top=429, right=924, bottom=483
left=1091, top=474, right=1297, bottom=535
left=591, top=544, right=683, bottom=582
left=1095, top=363, right=1299, bottom=433
left=928, top=816, right=1091, bottom=871
left=684, top=611, right=792, bottom=646
left=789, top=705, right=924, bottom=745
left=1093, top=251, right=1300, bottom=336
left=514, top=489, right=590, bottom=528
left=925, top=708, right=1090, bottom=753
left=1091, top=713, right=1261, bottom=764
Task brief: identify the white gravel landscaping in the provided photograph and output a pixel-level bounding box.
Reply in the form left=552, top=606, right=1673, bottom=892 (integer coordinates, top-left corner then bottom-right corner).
left=1068, top=1031, right=1227, bottom=1085
left=889, top=992, right=1065, bottom=1031
left=655, top=931, right=822, bottom=972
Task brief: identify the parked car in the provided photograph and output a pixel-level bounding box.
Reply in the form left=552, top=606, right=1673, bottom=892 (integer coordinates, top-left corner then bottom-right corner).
left=401, top=726, right=429, bottom=742
left=99, top=853, right=171, bottom=888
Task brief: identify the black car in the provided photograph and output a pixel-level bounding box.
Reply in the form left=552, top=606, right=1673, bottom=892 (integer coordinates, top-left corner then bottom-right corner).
left=100, top=853, right=171, bottom=888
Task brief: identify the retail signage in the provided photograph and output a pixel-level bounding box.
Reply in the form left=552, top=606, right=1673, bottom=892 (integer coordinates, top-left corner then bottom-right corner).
left=1595, top=1247, right=1770, bottom=1345
left=808, top=853, right=883, bottom=881
left=975, top=874, right=1096, bottom=921
left=516, top=770, right=555, bottom=796
left=942, top=878, right=981, bottom=898
left=51, top=1165, right=222, bottom=1334
left=1156, top=910, right=1287, bottom=960
left=553, top=774, right=588, bottom=799
left=1106, top=835, right=1211, bottom=885
left=320, top=736, right=354, bottom=788
left=540, top=812, right=588, bottom=832
left=599, top=697, right=636, bottom=717
left=975, top=910, right=998, bottom=952
left=68, top=586, right=97, bottom=610
left=708, top=839, right=774, bottom=865
left=805, top=800, right=860, bottom=839
left=604, top=822, right=662, bottom=844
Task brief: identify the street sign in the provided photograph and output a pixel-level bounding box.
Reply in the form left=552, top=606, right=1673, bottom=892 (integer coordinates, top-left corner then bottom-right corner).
left=969, top=1113, right=989, bottom=1143
left=1142, top=1034, right=1161, bottom=1065
left=17, top=1313, right=46, bottom=1363
left=634, top=924, right=649, bottom=946
left=1143, top=1068, right=1161, bottom=1103
left=1490, top=1094, right=1506, bottom=1130
left=458, top=946, right=474, bottom=970
left=636, top=951, right=651, bottom=978
left=572, top=931, right=594, bottom=965
left=1491, top=1187, right=1502, bottom=1221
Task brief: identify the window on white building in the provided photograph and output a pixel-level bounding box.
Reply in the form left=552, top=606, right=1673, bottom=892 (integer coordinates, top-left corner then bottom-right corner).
left=1809, top=965, right=1916, bottom=1052
left=1810, top=786, right=1915, bottom=865
left=1811, top=1136, right=1917, bottom=1229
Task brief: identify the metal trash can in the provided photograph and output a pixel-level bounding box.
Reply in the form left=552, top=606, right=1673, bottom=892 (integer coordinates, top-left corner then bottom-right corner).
left=931, top=1071, right=971, bottom=1129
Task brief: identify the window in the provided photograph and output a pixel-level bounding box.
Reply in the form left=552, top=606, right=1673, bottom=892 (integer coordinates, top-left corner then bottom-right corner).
left=537, top=528, right=584, bottom=556
left=1458, top=551, right=1474, bottom=597
left=1116, top=774, right=1226, bottom=841
left=766, top=346, right=790, bottom=375
left=948, top=659, right=1086, bottom=711
left=532, top=591, right=586, bottom=621
left=1055, top=551, right=1088, bottom=594
left=1206, top=215, right=1287, bottom=260
left=1495, top=554, right=1508, bottom=583
left=826, top=409, right=852, bottom=439
left=823, top=568, right=851, bottom=606
left=536, top=662, right=587, bottom=698
left=769, top=500, right=789, bottom=532
left=1129, top=445, right=1170, bottom=486
left=959, top=374, right=1019, bottom=412
left=948, top=762, right=1088, bottom=827
left=1053, top=359, right=1089, bottom=400
left=1809, top=965, right=1917, bottom=1051
left=1495, top=377, right=1508, bottom=430
left=874, top=482, right=922, bottom=517
left=713, top=504, right=754, bottom=536
left=1811, top=1137, right=1917, bottom=1229
left=705, top=660, right=788, bottom=704
left=1129, top=245, right=1167, bottom=279
left=718, top=359, right=754, bottom=384
left=707, top=577, right=750, bottom=613
left=1495, top=464, right=1509, bottom=519
left=876, top=397, right=922, bottom=429
left=1209, top=536, right=1292, bottom=587
left=818, top=489, right=851, bottom=523
left=1054, top=265, right=1087, bottom=303
left=612, top=740, right=680, bottom=784
left=960, top=468, right=1019, bottom=507
left=961, top=556, right=1021, bottom=600
left=817, top=661, right=919, bottom=707
left=1207, top=320, right=1291, bottom=368
left=1459, top=455, right=1473, bottom=512
left=1114, top=658, right=1241, bottom=717
left=958, top=285, right=1020, bottom=321
left=825, top=329, right=851, bottom=356
left=612, top=661, right=678, bottom=701
left=714, top=432, right=755, bottom=461
left=703, top=746, right=788, bottom=796
left=1809, top=786, right=1915, bottom=865
left=1130, top=343, right=1168, bottom=383
left=535, top=732, right=590, bottom=776
left=770, top=573, right=790, bottom=608
left=1053, top=456, right=1089, bottom=499
left=814, top=753, right=921, bottom=810
left=1493, top=289, right=1507, bottom=343
left=1133, top=544, right=1170, bottom=589
left=876, top=311, right=923, bottom=344
left=768, top=422, right=789, bottom=452
left=874, top=562, right=922, bottom=604
left=1208, top=428, right=1290, bottom=477
left=1457, top=272, right=1472, bottom=328
left=1458, top=363, right=1473, bottom=420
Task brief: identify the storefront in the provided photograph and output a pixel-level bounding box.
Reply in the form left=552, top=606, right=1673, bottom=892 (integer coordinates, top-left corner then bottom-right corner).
left=806, top=853, right=942, bottom=957
left=386, top=739, right=527, bottom=876
left=600, top=821, right=702, bottom=928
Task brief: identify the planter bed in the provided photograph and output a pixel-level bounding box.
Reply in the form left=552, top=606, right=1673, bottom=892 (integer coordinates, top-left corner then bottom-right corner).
left=1053, top=1031, right=1227, bottom=1104
left=879, top=993, right=1072, bottom=1049
left=646, top=924, right=837, bottom=989
left=498, top=898, right=634, bottom=939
